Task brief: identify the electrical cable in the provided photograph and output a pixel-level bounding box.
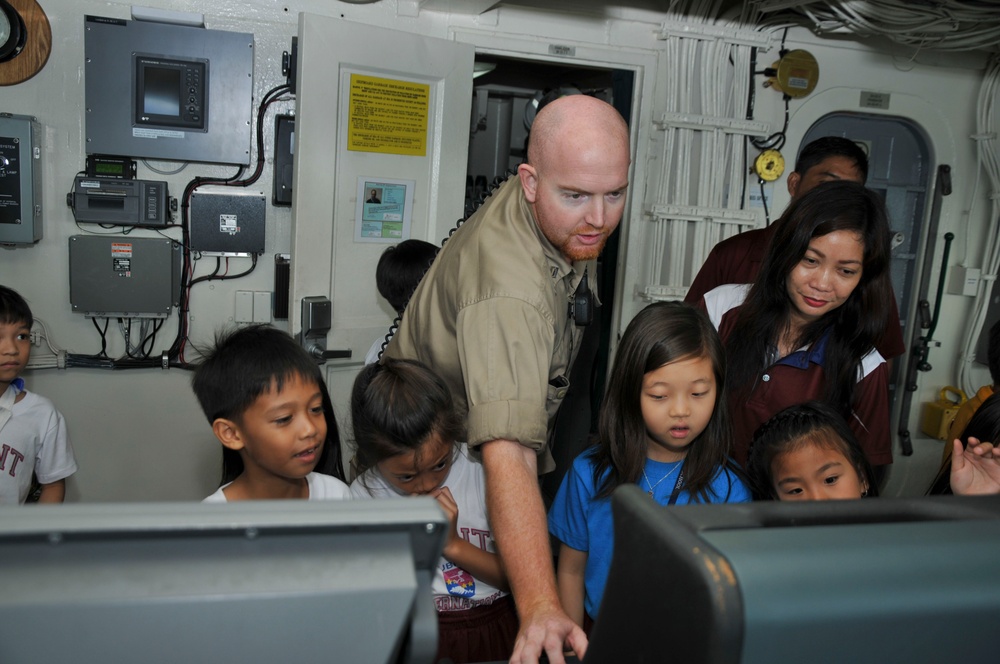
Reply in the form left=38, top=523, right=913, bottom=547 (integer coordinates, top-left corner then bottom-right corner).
left=757, top=0, right=1000, bottom=53
left=165, top=82, right=292, bottom=367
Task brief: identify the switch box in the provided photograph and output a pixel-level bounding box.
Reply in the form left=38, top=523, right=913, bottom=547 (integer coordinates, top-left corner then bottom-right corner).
left=272, top=114, right=294, bottom=206
left=253, top=291, right=271, bottom=323
left=69, top=235, right=180, bottom=317
left=0, top=113, right=43, bottom=246
left=235, top=290, right=253, bottom=323
left=189, top=190, right=266, bottom=256
left=948, top=265, right=981, bottom=297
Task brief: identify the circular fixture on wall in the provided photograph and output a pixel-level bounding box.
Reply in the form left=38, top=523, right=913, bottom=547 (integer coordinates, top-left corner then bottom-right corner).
left=0, top=0, right=52, bottom=85
left=754, top=149, right=786, bottom=182
left=0, top=0, right=27, bottom=62
left=766, top=49, right=819, bottom=99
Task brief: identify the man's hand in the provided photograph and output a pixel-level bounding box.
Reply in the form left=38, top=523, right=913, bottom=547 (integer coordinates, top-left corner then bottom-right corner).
left=510, top=600, right=588, bottom=664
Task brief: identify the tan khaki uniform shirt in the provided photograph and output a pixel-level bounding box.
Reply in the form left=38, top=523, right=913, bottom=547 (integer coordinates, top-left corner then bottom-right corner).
left=384, top=177, right=592, bottom=473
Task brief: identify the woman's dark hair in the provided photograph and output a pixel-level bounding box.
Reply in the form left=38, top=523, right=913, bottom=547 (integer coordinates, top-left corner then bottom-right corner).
left=191, top=324, right=344, bottom=485
left=745, top=401, right=877, bottom=501
left=592, top=301, right=739, bottom=503
left=725, top=180, right=893, bottom=416
left=350, top=357, right=463, bottom=488
left=960, top=392, right=1000, bottom=449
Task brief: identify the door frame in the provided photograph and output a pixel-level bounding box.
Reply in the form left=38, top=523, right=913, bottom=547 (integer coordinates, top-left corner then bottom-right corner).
left=451, top=27, right=661, bottom=358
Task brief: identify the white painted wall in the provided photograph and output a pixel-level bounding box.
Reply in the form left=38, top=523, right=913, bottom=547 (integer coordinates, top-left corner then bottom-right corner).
left=0, top=0, right=994, bottom=501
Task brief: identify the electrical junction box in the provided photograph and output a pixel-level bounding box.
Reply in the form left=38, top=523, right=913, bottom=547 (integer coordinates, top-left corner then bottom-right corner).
left=69, top=235, right=181, bottom=318
left=0, top=113, right=43, bottom=246
left=189, top=190, right=266, bottom=256
left=948, top=265, right=981, bottom=297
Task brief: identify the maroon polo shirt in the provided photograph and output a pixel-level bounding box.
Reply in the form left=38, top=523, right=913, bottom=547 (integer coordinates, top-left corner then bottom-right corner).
left=706, top=285, right=893, bottom=469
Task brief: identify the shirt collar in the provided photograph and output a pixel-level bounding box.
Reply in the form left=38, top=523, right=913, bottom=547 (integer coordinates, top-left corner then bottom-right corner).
left=775, top=330, right=830, bottom=369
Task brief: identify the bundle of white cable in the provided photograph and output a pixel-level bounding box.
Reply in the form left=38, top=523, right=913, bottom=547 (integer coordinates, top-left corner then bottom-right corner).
left=957, top=55, right=1000, bottom=393
left=648, top=0, right=764, bottom=292
left=24, top=317, right=66, bottom=370
left=756, top=0, right=1000, bottom=52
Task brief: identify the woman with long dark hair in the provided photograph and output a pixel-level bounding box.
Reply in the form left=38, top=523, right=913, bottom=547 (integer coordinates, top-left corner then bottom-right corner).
left=702, top=179, right=894, bottom=469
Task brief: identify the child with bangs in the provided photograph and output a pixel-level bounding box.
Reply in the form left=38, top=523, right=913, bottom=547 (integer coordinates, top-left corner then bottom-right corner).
left=193, top=324, right=348, bottom=502
left=349, top=357, right=515, bottom=664
left=548, top=302, right=750, bottom=631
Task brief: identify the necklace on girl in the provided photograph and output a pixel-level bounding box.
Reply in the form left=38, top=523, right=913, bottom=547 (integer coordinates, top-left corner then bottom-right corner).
left=642, top=461, right=681, bottom=497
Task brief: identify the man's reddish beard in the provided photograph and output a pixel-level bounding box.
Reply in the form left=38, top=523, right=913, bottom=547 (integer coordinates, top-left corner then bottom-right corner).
left=560, top=230, right=609, bottom=262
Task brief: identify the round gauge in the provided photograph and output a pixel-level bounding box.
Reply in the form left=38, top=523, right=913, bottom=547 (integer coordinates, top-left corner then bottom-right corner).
left=754, top=149, right=786, bottom=182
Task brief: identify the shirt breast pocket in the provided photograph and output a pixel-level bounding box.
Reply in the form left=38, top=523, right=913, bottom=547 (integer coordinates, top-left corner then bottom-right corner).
left=548, top=374, right=570, bottom=408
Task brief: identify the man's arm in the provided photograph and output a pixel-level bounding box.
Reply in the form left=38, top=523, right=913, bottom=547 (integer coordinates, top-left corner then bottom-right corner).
left=481, top=438, right=587, bottom=664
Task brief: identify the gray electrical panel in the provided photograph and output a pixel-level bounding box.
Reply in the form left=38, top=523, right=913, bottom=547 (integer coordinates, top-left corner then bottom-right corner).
left=84, top=15, right=253, bottom=165
left=69, top=235, right=181, bottom=318
left=190, top=190, right=266, bottom=256
left=0, top=113, right=43, bottom=246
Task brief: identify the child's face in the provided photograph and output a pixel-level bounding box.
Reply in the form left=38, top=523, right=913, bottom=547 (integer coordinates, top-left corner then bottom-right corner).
left=229, top=375, right=327, bottom=481
left=640, top=353, right=716, bottom=462
left=0, top=320, right=31, bottom=387
left=376, top=432, right=454, bottom=496
left=771, top=443, right=867, bottom=501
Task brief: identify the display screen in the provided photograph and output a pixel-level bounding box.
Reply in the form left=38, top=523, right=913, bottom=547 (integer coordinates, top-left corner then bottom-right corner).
left=143, top=67, right=181, bottom=117
left=134, top=55, right=207, bottom=131
left=95, top=161, right=124, bottom=175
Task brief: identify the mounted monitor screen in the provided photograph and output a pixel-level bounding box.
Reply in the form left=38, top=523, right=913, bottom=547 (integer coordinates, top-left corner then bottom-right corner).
left=585, top=487, right=1000, bottom=664
left=0, top=499, right=445, bottom=663
left=134, top=55, right=208, bottom=131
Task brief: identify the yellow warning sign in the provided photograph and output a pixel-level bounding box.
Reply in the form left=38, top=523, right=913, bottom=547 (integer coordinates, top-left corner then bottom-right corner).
left=348, top=74, right=430, bottom=156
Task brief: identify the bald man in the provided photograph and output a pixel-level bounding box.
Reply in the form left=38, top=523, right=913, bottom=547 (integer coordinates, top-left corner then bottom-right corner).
left=384, top=95, right=630, bottom=663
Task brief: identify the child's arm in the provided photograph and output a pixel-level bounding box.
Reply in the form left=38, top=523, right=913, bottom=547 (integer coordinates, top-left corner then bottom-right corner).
left=951, top=438, right=1000, bottom=496
left=36, top=479, right=66, bottom=503
left=432, top=486, right=510, bottom=592
left=556, top=542, right=587, bottom=628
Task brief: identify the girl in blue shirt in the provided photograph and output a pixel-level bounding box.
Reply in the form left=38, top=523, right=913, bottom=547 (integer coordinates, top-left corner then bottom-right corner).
left=549, top=302, right=750, bottom=629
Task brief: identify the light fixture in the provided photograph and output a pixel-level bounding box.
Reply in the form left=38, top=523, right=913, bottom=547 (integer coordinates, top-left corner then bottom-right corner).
left=473, top=61, right=496, bottom=79
left=0, top=0, right=26, bottom=63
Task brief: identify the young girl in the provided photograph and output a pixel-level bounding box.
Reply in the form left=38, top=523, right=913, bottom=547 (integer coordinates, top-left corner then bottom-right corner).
left=192, top=325, right=349, bottom=502
left=349, top=358, right=516, bottom=664
left=745, top=401, right=877, bottom=501
left=548, top=302, right=750, bottom=629
left=703, top=179, right=894, bottom=469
